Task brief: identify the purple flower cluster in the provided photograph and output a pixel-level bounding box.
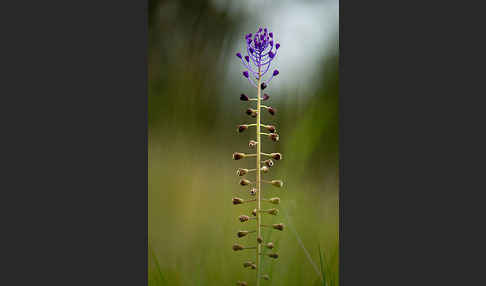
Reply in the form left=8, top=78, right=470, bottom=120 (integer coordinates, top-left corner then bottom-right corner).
left=236, top=27, right=280, bottom=89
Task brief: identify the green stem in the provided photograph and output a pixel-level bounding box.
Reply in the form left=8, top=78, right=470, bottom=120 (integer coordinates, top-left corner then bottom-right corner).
left=256, top=66, right=262, bottom=286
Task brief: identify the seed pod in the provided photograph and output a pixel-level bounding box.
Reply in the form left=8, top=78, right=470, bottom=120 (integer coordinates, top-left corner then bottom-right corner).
left=236, top=168, right=248, bottom=176
left=239, top=215, right=250, bottom=222
left=237, top=231, right=249, bottom=238
left=261, top=166, right=269, bottom=173
left=237, top=125, right=248, bottom=133
left=248, top=140, right=258, bottom=148
left=250, top=264, right=257, bottom=269
left=267, top=208, right=279, bottom=215
left=266, top=242, right=274, bottom=249
left=268, top=106, right=276, bottom=115
left=236, top=281, right=248, bottom=286
left=268, top=253, right=279, bottom=259
left=263, top=93, right=270, bottom=101
left=232, top=244, right=244, bottom=251
left=270, top=133, right=279, bottom=142
left=270, top=153, right=282, bottom=160
left=265, top=125, right=276, bottom=133
left=249, top=188, right=257, bottom=196
left=273, top=223, right=284, bottom=231
left=264, top=159, right=274, bottom=167
left=251, top=208, right=257, bottom=216
left=239, top=179, right=251, bottom=186
left=246, top=108, right=257, bottom=117
left=269, top=197, right=280, bottom=204
left=240, top=93, right=249, bottom=101
left=271, top=180, right=283, bottom=188
left=257, top=236, right=263, bottom=243
left=233, top=152, right=245, bottom=160
left=243, top=261, right=254, bottom=268
left=232, top=197, right=244, bottom=205
left=262, top=274, right=270, bottom=280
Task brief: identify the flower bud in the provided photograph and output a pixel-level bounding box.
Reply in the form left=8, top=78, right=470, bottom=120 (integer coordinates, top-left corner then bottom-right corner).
left=262, top=93, right=270, bottom=101
left=265, top=125, right=276, bottom=133
left=232, top=197, right=244, bottom=205
left=251, top=208, right=257, bottom=216
left=269, top=197, right=280, bottom=204
left=272, top=223, right=284, bottom=231
left=239, top=215, right=250, bottom=222
left=243, top=71, right=249, bottom=78
left=276, top=43, right=280, bottom=49
left=268, top=253, right=279, bottom=259
left=269, top=32, right=273, bottom=38
left=237, top=125, right=248, bottom=133
left=273, top=69, right=279, bottom=76
left=248, top=140, right=258, bottom=148
left=233, top=152, right=245, bottom=160
left=238, top=231, right=249, bottom=238
left=257, top=236, right=263, bottom=243
left=264, top=159, right=274, bottom=167
left=268, top=106, right=276, bottom=115
left=239, top=179, right=251, bottom=186
left=270, top=133, right=279, bottom=142
left=271, top=180, right=283, bottom=188
left=236, top=168, right=248, bottom=176
left=236, top=52, right=242, bottom=59
left=266, top=242, right=274, bottom=249
left=269, top=51, right=275, bottom=59
left=236, top=281, right=248, bottom=286
left=249, top=47, right=254, bottom=54
left=267, top=208, right=279, bottom=215
left=270, top=153, right=282, bottom=160
left=232, top=243, right=244, bottom=251
left=249, top=188, right=257, bottom=196
left=240, top=93, right=249, bottom=101
left=262, top=274, right=270, bottom=280
left=261, top=166, right=269, bottom=173
left=261, top=82, right=267, bottom=90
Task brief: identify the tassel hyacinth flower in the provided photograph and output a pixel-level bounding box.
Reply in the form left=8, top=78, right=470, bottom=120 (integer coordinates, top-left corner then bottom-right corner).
left=232, top=27, right=285, bottom=286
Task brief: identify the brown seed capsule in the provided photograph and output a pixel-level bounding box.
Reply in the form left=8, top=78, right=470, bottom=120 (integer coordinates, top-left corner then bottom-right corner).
left=251, top=208, right=257, bottom=216
left=269, top=197, right=280, bottom=204
left=265, top=125, right=276, bottom=133
left=232, top=197, right=244, bottom=205
left=249, top=188, right=257, bottom=196
left=243, top=261, right=254, bottom=268
left=240, top=179, right=251, bottom=186
left=261, top=166, right=269, bottom=173
left=272, top=223, right=284, bottom=231
left=268, top=253, right=279, bottom=259
left=236, top=281, right=248, bottom=286
left=270, top=153, right=282, bottom=160
left=237, top=231, right=249, bottom=238
left=232, top=244, right=244, bottom=251
left=237, top=125, right=248, bottom=133
left=266, top=242, right=274, bottom=249
left=236, top=168, right=248, bottom=176
left=271, top=180, right=283, bottom=188
left=240, top=94, right=249, bottom=101
left=267, top=208, right=279, bottom=215
left=257, top=236, right=263, bottom=243
left=268, top=106, right=276, bottom=115
left=233, top=152, right=245, bottom=160
left=248, top=140, right=258, bottom=148
left=270, top=133, right=279, bottom=142
left=262, top=274, right=270, bottom=280
left=264, top=159, right=274, bottom=167
left=263, top=93, right=270, bottom=101
left=239, top=215, right=250, bottom=222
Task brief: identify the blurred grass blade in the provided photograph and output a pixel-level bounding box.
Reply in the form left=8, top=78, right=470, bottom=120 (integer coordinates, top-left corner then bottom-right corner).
left=318, top=244, right=326, bottom=286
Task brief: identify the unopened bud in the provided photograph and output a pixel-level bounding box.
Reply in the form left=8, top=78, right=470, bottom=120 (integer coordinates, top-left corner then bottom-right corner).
left=261, top=82, right=267, bottom=90
left=239, top=215, right=250, bottom=222
left=251, top=208, right=257, bottom=216
left=232, top=244, right=244, bottom=251
left=240, top=179, right=251, bottom=186
left=268, top=253, right=279, bottom=259
left=261, top=166, right=269, bottom=173
left=233, top=152, right=245, bottom=160
left=272, top=223, right=284, bottom=231
left=270, top=153, right=282, bottom=160
left=266, top=242, right=274, bottom=249
left=266, top=208, right=279, bottom=215
left=269, top=197, right=280, bottom=204
left=264, top=159, right=274, bottom=167
left=271, top=180, right=283, bottom=188
left=257, top=236, right=263, bottom=243
left=237, top=231, right=249, bottom=238
left=249, top=188, right=257, bottom=196
left=236, top=168, right=248, bottom=176
left=236, top=281, right=248, bottom=286
left=268, top=106, right=276, bottom=115
left=232, top=197, right=244, bottom=205
left=237, top=125, right=248, bottom=133
left=262, top=274, right=270, bottom=280
left=270, top=133, right=279, bottom=142
left=248, top=140, right=258, bottom=148
left=240, top=93, right=249, bottom=101
left=263, top=93, right=270, bottom=101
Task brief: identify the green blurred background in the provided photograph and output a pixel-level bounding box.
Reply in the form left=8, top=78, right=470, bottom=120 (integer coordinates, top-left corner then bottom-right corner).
left=149, top=0, right=339, bottom=285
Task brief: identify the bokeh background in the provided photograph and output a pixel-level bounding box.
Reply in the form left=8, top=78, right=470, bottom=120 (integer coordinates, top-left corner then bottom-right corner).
left=148, top=0, right=339, bottom=285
